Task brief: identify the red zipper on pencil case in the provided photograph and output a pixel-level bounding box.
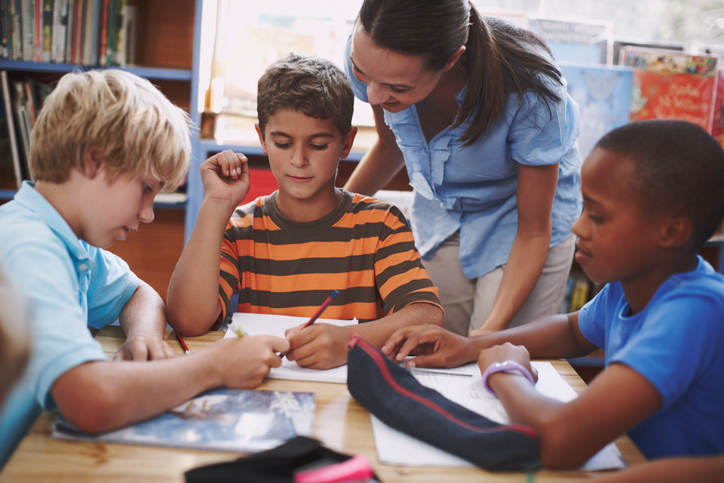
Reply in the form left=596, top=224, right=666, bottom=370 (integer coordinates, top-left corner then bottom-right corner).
left=347, top=333, right=538, bottom=439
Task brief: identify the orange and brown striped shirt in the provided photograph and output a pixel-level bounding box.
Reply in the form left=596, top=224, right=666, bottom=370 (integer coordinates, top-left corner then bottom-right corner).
left=215, top=190, right=441, bottom=328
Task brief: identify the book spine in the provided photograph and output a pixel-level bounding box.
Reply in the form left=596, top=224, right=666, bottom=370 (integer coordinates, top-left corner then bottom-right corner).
left=71, top=0, right=82, bottom=64
left=20, top=0, right=33, bottom=61
left=1, top=71, right=23, bottom=189
left=88, top=0, right=99, bottom=65
left=40, top=0, right=52, bottom=61
left=122, top=3, right=135, bottom=65
left=103, top=0, right=115, bottom=65
left=22, top=80, right=36, bottom=126
left=81, top=0, right=91, bottom=64
left=9, top=0, right=23, bottom=60
left=0, top=0, right=7, bottom=58
left=113, top=0, right=124, bottom=65
left=34, top=0, right=41, bottom=60
left=51, top=0, right=66, bottom=62
left=10, top=80, right=31, bottom=180
left=97, top=0, right=107, bottom=65
left=63, top=0, right=72, bottom=62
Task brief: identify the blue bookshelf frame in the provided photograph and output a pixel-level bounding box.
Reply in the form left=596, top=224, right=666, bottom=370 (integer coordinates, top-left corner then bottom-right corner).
left=0, top=59, right=192, bottom=81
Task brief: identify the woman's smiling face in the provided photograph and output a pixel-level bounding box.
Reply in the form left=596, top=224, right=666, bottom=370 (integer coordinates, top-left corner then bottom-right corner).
left=349, top=21, right=446, bottom=113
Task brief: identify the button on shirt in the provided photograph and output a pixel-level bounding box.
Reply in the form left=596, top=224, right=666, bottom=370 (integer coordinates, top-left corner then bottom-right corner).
left=0, top=182, right=139, bottom=467
left=345, top=36, right=582, bottom=279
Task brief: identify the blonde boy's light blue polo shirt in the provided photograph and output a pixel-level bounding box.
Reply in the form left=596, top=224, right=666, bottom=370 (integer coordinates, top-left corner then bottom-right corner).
left=0, top=182, right=139, bottom=468
left=345, top=36, right=582, bottom=279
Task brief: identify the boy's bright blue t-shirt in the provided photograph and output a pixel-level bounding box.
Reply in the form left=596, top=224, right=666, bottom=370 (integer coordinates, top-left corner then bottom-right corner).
left=0, top=182, right=139, bottom=468
left=578, top=256, right=724, bottom=459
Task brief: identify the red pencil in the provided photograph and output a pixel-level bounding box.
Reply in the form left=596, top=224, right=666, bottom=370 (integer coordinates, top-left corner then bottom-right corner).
left=302, top=290, right=340, bottom=329
left=175, top=333, right=190, bottom=354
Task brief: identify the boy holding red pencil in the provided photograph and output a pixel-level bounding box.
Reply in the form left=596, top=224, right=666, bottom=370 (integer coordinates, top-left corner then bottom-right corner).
left=168, top=54, right=444, bottom=370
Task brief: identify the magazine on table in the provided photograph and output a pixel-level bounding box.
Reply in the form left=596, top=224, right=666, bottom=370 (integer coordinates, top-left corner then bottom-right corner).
left=52, top=388, right=316, bottom=453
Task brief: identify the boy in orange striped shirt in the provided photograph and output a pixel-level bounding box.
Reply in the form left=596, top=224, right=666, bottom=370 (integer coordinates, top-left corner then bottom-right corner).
left=168, top=54, right=444, bottom=370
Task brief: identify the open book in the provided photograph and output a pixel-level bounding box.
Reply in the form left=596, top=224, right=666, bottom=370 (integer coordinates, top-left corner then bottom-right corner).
left=53, top=388, right=315, bottom=453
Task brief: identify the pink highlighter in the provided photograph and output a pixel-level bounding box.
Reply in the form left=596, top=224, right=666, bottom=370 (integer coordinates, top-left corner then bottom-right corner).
left=294, top=454, right=374, bottom=483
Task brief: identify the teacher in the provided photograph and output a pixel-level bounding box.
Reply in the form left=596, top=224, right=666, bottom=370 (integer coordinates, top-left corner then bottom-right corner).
left=344, top=0, right=581, bottom=335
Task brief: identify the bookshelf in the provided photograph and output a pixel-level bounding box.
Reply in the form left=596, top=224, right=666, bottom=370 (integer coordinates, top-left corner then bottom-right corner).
left=0, top=0, right=196, bottom=208
left=0, top=0, right=197, bottom=302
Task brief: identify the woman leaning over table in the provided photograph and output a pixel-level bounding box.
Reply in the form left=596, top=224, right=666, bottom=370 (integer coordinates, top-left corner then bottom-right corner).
left=344, top=0, right=581, bottom=336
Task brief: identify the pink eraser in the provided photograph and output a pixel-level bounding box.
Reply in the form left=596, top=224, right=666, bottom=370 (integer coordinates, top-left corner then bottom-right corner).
left=295, top=454, right=374, bottom=483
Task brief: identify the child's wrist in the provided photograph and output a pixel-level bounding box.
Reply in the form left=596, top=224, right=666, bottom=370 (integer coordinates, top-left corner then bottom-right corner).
left=200, top=196, right=239, bottom=219
left=481, top=360, right=535, bottom=397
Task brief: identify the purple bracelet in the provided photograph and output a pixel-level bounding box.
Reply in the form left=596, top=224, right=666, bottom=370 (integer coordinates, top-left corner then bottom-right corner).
left=481, top=360, right=535, bottom=397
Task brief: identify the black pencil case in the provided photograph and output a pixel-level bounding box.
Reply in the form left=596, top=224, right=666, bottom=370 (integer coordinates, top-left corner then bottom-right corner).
left=184, top=435, right=381, bottom=483
left=346, top=333, right=541, bottom=472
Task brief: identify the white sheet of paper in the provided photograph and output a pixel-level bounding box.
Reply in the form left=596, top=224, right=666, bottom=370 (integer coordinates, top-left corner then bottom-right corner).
left=371, top=361, right=625, bottom=471
left=225, top=312, right=358, bottom=383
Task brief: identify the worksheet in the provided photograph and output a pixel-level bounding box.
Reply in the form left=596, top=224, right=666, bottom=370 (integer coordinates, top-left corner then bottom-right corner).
left=225, top=312, right=358, bottom=383
left=371, top=361, right=626, bottom=471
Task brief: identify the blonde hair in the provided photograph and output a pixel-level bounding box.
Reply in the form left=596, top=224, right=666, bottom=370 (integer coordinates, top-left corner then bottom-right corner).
left=30, top=69, right=191, bottom=191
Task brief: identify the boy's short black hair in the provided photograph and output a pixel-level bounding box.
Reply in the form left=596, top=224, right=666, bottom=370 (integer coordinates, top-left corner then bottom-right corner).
left=596, top=120, right=724, bottom=249
left=256, top=54, right=354, bottom=137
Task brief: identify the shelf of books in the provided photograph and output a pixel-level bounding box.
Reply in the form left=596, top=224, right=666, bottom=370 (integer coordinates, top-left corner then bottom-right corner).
left=0, top=0, right=196, bottom=206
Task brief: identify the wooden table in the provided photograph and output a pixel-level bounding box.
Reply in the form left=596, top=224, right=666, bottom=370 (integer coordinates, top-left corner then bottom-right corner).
left=0, top=326, right=646, bottom=482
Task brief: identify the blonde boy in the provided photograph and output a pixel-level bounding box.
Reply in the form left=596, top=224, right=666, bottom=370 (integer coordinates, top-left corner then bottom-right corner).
left=168, top=54, right=443, bottom=369
left=0, top=70, right=287, bottom=467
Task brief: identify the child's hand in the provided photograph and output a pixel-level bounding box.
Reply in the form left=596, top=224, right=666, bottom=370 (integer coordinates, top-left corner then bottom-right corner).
left=200, top=150, right=251, bottom=207
left=381, top=324, right=478, bottom=368
left=114, top=335, right=177, bottom=361
left=285, top=323, right=350, bottom=370
left=477, top=343, right=538, bottom=384
left=217, top=335, right=290, bottom=388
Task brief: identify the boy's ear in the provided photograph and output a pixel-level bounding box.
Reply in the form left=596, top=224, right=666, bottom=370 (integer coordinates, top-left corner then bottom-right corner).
left=340, top=126, right=358, bottom=161
left=82, top=146, right=105, bottom=180
left=659, top=216, right=693, bottom=249
left=254, top=123, right=268, bottom=155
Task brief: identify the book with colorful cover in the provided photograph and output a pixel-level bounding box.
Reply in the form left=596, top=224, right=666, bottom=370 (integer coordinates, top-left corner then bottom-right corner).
left=621, top=47, right=718, bottom=131
left=52, top=388, right=316, bottom=453
left=529, top=16, right=612, bottom=65
left=560, top=61, right=633, bottom=157
left=710, top=69, right=724, bottom=148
